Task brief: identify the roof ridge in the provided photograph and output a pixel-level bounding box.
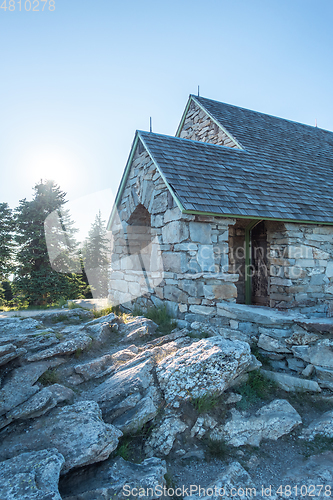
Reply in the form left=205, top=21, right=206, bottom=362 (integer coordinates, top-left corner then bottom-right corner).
left=192, top=94, right=333, bottom=136
left=137, top=130, right=249, bottom=154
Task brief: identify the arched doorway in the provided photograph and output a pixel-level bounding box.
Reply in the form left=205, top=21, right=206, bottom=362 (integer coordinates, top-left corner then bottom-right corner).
left=126, top=204, right=152, bottom=271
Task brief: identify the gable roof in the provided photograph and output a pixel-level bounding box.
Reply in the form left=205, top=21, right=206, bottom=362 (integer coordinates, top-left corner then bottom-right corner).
left=109, top=96, right=333, bottom=228
left=192, top=95, right=333, bottom=161
left=140, top=130, right=333, bottom=223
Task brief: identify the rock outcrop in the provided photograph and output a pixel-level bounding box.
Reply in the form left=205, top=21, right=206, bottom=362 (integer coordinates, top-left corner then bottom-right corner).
left=283, top=452, right=333, bottom=498
left=211, top=399, right=302, bottom=447
left=0, top=343, right=27, bottom=366
left=62, top=457, right=167, bottom=500
left=300, top=410, right=333, bottom=440
left=1, top=307, right=333, bottom=500
left=0, top=360, right=61, bottom=418
left=261, top=370, right=321, bottom=392
left=88, top=355, right=161, bottom=433
left=0, top=448, right=64, bottom=500
left=156, top=337, right=253, bottom=407
left=27, top=334, right=92, bottom=362
left=145, top=413, right=187, bottom=457
left=190, top=414, right=218, bottom=439
left=188, top=461, right=256, bottom=500
left=0, top=401, right=122, bottom=473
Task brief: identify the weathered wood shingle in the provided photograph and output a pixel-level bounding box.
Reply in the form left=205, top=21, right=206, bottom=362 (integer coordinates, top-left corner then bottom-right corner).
left=138, top=97, right=333, bottom=223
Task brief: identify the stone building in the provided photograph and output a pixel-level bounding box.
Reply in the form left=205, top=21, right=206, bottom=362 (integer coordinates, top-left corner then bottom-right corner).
left=107, top=95, right=333, bottom=325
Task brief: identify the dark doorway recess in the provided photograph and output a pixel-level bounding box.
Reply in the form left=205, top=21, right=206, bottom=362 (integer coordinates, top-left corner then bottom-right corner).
left=251, top=221, right=269, bottom=306
left=127, top=204, right=151, bottom=269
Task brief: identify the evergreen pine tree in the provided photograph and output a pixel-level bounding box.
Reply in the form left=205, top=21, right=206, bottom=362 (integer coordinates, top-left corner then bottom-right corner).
left=1, top=280, right=13, bottom=302
left=78, top=250, right=93, bottom=299
left=82, top=210, right=110, bottom=298
left=14, top=180, right=85, bottom=306
left=0, top=202, right=14, bottom=306
left=0, top=202, right=14, bottom=278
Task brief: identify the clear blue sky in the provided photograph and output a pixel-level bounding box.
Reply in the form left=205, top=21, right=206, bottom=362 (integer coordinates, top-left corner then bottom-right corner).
left=1, top=0, right=332, bottom=238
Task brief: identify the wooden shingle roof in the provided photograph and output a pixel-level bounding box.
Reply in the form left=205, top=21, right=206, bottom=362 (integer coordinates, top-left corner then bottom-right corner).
left=138, top=96, right=333, bottom=223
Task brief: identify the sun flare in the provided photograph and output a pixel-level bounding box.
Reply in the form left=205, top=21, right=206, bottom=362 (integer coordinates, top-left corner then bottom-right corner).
left=22, top=145, right=78, bottom=190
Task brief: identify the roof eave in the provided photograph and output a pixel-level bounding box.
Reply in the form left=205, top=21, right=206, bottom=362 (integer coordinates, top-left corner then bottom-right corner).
left=106, top=131, right=186, bottom=230
left=106, top=132, right=140, bottom=230
left=175, top=95, right=192, bottom=137
left=181, top=208, right=333, bottom=225
left=138, top=131, right=186, bottom=214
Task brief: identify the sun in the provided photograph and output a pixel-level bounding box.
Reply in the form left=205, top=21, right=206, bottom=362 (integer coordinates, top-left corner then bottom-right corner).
left=22, top=145, right=78, bottom=190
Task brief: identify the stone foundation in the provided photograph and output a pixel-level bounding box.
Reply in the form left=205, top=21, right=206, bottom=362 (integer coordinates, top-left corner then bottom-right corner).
left=205, top=302, right=333, bottom=392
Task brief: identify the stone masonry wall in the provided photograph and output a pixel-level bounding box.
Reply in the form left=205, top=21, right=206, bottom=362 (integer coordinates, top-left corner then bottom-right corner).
left=109, top=147, right=168, bottom=307
left=109, top=141, right=239, bottom=320
left=197, top=301, right=333, bottom=392
left=268, top=222, right=333, bottom=313
left=178, top=100, right=240, bottom=148
left=227, top=219, right=333, bottom=313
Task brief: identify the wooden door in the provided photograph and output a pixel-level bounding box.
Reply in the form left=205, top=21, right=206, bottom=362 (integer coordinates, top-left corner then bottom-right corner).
left=251, top=221, right=269, bottom=306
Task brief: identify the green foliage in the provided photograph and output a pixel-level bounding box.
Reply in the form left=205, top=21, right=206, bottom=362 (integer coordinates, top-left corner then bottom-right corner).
left=33, top=330, right=52, bottom=337
left=67, top=301, right=86, bottom=310
left=192, top=392, right=220, bottom=413
left=92, top=306, right=116, bottom=318
left=115, top=419, right=156, bottom=464
left=0, top=203, right=15, bottom=279
left=38, top=368, right=59, bottom=386
left=77, top=251, right=93, bottom=299
left=301, top=435, right=333, bottom=458
left=236, top=370, right=278, bottom=409
left=0, top=293, right=29, bottom=311
left=207, top=437, right=229, bottom=458
left=116, top=439, right=131, bottom=460
left=251, top=344, right=271, bottom=368
left=50, top=314, right=69, bottom=323
left=82, top=210, right=110, bottom=299
left=0, top=283, right=4, bottom=307
left=2, top=280, right=13, bottom=302
left=187, top=329, right=210, bottom=340
left=50, top=313, right=86, bottom=325
left=164, top=472, right=183, bottom=499
left=164, top=472, right=175, bottom=489
left=144, top=305, right=177, bottom=335
left=131, top=305, right=143, bottom=316
left=14, top=180, right=85, bottom=306
left=0, top=203, right=14, bottom=307
left=55, top=297, right=68, bottom=308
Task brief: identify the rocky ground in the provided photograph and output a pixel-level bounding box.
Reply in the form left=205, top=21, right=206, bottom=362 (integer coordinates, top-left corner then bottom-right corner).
left=0, top=308, right=332, bottom=499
